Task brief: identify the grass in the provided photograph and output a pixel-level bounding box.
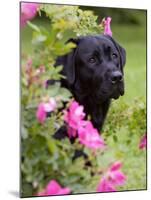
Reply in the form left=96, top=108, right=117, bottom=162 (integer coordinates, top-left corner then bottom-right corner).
left=112, top=23, right=146, bottom=103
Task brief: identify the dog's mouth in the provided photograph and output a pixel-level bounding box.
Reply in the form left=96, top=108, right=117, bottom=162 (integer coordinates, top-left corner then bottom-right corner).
left=110, top=86, right=124, bottom=99
left=111, top=92, right=120, bottom=100
left=97, top=85, right=124, bottom=100
left=94, top=80, right=124, bottom=101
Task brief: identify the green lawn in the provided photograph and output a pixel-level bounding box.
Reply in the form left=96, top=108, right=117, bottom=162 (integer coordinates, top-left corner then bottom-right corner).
left=112, top=24, right=146, bottom=103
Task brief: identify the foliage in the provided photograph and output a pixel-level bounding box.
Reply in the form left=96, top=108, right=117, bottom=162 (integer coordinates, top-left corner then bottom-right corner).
left=21, top=4, right=104, bottom=197
left=21, top=3, right=146, bottom=197
left=102, top=99, right=146, bottom=191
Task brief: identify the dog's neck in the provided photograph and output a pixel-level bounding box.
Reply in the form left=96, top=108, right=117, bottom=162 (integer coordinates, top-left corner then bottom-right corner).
left=67, top=80, right=111, bottom=131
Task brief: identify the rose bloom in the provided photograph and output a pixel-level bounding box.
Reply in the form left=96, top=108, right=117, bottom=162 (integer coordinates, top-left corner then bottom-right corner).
left=21, top=3, right=39, bottom=27
left=97, top=161, right=126, bottom=192
left=139, top=134, right=147, bottom=150
left=64, top=101, right=85, bottom=137
left=103, top=17, right=112, bottom=37
left=37, top=180, right=71, bottom=196
left=36, top=98, right=57, bottom=124
left=78, top=121, right=105, bottom=150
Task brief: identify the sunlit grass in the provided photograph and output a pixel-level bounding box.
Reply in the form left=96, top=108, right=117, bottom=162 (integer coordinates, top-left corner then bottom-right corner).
left=112, top=24, right=146, bottom=103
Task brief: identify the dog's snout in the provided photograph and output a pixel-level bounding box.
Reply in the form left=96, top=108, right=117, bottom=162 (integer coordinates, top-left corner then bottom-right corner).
left=110, top=71, right=123, bottom=84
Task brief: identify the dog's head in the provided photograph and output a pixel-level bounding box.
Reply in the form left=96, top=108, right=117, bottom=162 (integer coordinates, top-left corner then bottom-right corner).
left=62, top=35, right=126, bottom=101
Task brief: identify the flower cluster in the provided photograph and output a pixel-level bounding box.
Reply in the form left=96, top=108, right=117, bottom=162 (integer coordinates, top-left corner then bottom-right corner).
left=21, top=3, right=39, bottom=27
left=97, top=161, right=126, bottom=192
left=37, top=161, right=126, bottom=196
left=64, top=100, right=105, bottom=150
left=37, top=180, right=71, bottom=196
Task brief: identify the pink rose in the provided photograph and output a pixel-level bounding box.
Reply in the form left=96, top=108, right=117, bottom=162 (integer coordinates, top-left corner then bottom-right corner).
left=21, top=3, right=39, bottom=27
left=103, top=17, right=112, bottom=37
left=64, top=100, right=105, bottom=150
left=37, top=180, right=71, bottom=196
left=36, top=103, right=46, bottom=124
left=78, top=121, right=105, bottom=150
left=108, top=161, right=126, bottom=186
left=64, top=101, right=85, bottom=137
left=97, top=161, right=126, bottom=192
left=139, top=134, right=147, bottom=150
left=97, top=177, right=116, bottom=192
left=36, top=98, right=57, bottom=124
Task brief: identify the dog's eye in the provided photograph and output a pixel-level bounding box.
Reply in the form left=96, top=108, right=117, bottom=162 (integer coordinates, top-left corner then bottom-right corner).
left=112, top=53, right=118, bottom=59
left=89, top=57, right=96, bottom=63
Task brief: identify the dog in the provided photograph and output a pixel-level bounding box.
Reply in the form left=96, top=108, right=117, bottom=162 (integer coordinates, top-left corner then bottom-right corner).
left=47, top=34, right=126, bottom=162
left=54, top=34, right=126, bottom=131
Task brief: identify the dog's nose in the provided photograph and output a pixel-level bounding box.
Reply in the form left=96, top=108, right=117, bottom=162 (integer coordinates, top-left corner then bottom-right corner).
left=111, top=71, right=123, bottom=84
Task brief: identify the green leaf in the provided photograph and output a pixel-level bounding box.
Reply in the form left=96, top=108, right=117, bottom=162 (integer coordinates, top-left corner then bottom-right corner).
left=27, top=21, right=41, bottom=32
left=47, top=139, right=58, bottom=154
left=21, top=126, right=28, bottom=139
left=47, top=83, right=60, bottom=97
left=32, top=33, right=47, bottom=44
left=59, top=87, right=72, bottom=101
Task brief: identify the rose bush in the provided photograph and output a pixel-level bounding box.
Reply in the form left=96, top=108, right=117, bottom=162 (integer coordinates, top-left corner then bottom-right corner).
left=21, top=3, right=146, bottom=197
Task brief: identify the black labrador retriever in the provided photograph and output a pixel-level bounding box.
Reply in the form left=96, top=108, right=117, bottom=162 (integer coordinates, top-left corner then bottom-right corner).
left=48, top=34, right=126, bottom=142
left=48, top=34, right=126, bottom=161
left=55, top=35, right=126, bottom=128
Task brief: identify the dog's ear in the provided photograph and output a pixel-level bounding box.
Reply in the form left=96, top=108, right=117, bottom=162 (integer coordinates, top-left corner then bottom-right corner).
left=62, top=38, right=80, bottom=85
left=116, top=42, right=126, bottom=68
left=104, top=35, right=126, bottom=68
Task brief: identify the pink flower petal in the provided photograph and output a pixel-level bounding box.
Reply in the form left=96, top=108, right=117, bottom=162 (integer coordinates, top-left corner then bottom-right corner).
left=57, top=188, right=71, bottom=195
left=67, top=126, right=77, bottom=138
left=97, top=161, right=126, bottom=192
left=36, top=103, right=46, bottom=124
left=109, top=171, right=126, bottom=186
left=110, top=161, right=122, bottom=171
left=64, top=100, right=105, bottom=149
left=37, top=180, right=71, bottom=196
left=78, top=121, right=105, bottom=150
left=64, top=100, right=85, bottom=137
left=46, top=180, right=62, bottom=195
left=103, top=17, right=112, bottom=37
left=21, top=3, right=39, bottom=27
left=75, top=106, right=85, bottom=118
left=36, top=98, right=57, bottom=123
left=97, top=178, right=116, bottom=192
left=43, top=98, right=57, bottom=112
left=139, top=134, right=147, bottom=150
